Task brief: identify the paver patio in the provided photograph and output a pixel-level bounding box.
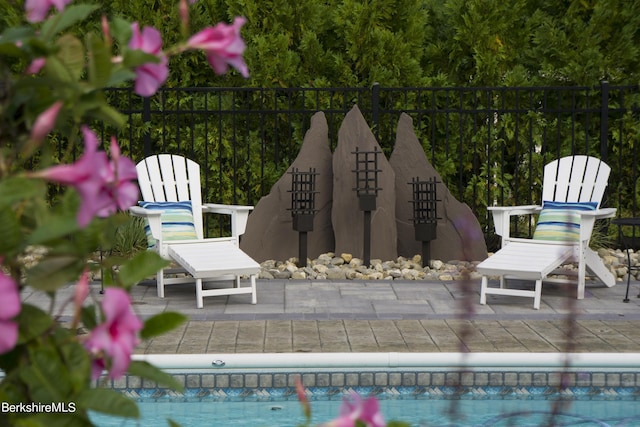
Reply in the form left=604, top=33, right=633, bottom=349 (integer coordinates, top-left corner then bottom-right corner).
left=25, top=276, right=640, bottom=355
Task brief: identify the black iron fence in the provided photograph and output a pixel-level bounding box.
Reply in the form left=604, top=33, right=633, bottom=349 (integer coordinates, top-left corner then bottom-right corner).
left=100, top=82, right=640, bottom=247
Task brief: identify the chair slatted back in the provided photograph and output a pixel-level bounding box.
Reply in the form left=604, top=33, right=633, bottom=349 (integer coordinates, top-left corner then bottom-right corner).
left=541, top=155, right=610, bottom=208
left=136, top=154, right=204, bottom=239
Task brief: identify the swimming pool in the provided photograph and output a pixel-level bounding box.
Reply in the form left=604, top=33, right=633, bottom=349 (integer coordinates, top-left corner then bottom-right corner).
left=92, top=388, right=640, bottom=426
left=91, top=352, right=640, bottom=426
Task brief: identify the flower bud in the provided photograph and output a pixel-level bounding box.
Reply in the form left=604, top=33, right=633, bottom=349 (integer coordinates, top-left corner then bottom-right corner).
left=30, top=101, right=63, bottom=144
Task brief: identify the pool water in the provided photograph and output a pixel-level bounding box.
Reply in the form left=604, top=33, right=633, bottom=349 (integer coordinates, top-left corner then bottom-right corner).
left=92, top=394, right=640, bottom=427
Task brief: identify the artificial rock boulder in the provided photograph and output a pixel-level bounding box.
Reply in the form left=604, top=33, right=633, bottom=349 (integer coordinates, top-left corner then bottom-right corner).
left=240, top=112, right=334, bottom=262
left=390, top=113, right=488, bottom=262
left=332, top=105, right=397, bottom=261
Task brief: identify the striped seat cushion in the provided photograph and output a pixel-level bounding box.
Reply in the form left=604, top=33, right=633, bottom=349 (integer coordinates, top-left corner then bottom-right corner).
left=532, top=201, right=598, bottom=242
left=139, top=201, right=198, bottom=248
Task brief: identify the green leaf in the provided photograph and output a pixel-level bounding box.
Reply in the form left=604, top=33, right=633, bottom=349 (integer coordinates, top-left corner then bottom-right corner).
left=41, top=4, right=99, bottom=37
left=44, top=55, right=73, bottom=82
left=0, top=26, right=37, bottom=44
left=117, top=251, right=168, bottom=289
left=54, top=330, right=91, bottom=393
left=25, top=256, right=84, bottom=292
left=0, top=177, right=44, bottom=209
left=92, top=103, right=126, bottom=128
left=0, top=207, right=23, bottom=254
left=127, top=361, right=184, bottom=392
left=17, top=304, right=54, bottom=345
left=106, top=68, right=136, bottom=87
left=0, top=41, right=24, bottom=56
left=24, top=412, right=93, bottom=427
left=19, top=346, right=70, bottom=402
left=76, top=91, right=107, bottom=110
left=26, top=215, right=80, bottom=245
left=123, top=49, right=161, bottom=68
left=0, top=345, right=21, bottom=373
left=76, top=388, right=139, bottom=418
left=80, top=304, right=98, bottom=330
left=141, top=312, right=187, bottom=340
left=168, top=420, right=182, bottom=427
left=55, top=34, right=85, bottom=82
left=87, top=32, right=112, bottom=88
left=110, top=16, right=132, bottom=47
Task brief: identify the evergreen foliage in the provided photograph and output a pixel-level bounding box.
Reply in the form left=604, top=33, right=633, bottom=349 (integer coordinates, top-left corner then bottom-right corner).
left=3, top=0, right=640, bottom=87
left=2, top=0, right=640, bottom=241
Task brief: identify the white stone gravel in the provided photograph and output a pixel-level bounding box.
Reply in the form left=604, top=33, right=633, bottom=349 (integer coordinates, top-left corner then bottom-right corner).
left=258, top=248, right=639, bottom=282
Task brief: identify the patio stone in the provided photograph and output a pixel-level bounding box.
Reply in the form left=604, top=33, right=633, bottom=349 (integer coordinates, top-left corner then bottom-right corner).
left=21, top=274, right=640, bottom=356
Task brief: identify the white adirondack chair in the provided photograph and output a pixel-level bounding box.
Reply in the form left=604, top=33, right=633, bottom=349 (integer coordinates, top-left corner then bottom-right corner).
left=478, top=155, right=616, bottom=309
left=129, top=154, right=260, bottom=308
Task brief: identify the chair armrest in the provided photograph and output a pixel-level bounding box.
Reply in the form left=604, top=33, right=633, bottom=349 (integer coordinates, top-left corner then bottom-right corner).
left=577, top=208, right=617, bottom=242
left=578, top=207, right=616, bottom=219
left=487, top=205, right=541, bottom=214
left=128, top=206, right=162, bottom=243
left=202, top=203, right=254, bottom=238
left=488, top=205, right=541, bottom=240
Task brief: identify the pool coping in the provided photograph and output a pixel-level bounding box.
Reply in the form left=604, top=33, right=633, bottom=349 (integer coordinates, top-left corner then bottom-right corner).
left=95, top=352, right=640, bottom=398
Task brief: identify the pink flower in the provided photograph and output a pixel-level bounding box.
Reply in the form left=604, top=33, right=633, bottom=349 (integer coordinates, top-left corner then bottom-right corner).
left=324, top=393, right=386, bottom=427
left=71, top=269, right=90, bottom=327
left=295, top=376, right=311, bottom=420
left=179, top=0, right=189, bottom=28
left=25, top=57, right=46, bottom=74
left=128, top=23, right=168, bottom=97
left=34, top=127, right=139, bottom=227
left=30, top=101, right=62, bottom=143
left=25, top=0, right=72, bottom=23
left=84, top=288, right=142, bottom=379
left=35, top=126, right=109, bottom=226
left=101, top=15, right=112, bottom=47
left=0, top=270, right=21, bottom=354
left=74, top=269, right=90, bottom=308
left=187, top=17, right=249, bottom=78
left=95, top=136, right=139, bottom=217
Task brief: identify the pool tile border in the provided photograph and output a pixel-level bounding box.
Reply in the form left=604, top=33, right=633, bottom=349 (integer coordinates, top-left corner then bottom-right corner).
left=100, top=369, right=640, bottom=400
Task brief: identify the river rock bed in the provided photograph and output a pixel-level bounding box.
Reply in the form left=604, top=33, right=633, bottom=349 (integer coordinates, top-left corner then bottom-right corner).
left=257, top=248, right=638, bottom=282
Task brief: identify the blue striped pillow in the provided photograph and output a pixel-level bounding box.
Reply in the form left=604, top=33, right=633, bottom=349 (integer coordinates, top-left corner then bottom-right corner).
left=532, top=201, right=598, bottom=242
left=139, top=201, right=198, bottom=248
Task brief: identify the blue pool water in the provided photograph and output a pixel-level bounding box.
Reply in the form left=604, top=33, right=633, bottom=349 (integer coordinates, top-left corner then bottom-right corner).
left=92, top=392, right=640, bottom=426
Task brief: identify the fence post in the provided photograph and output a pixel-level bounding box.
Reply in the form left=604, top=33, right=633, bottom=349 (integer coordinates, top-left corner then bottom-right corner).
left=600, top=80, right=609, bottom=162
left=142, top=96, right=152, bottom=157
left=371, top=82, right=380, bottom=142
